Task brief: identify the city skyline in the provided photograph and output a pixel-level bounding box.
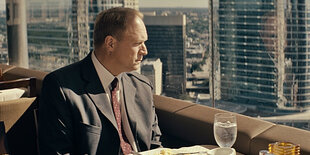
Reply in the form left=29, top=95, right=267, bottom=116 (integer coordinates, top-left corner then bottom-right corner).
left=140, top=0, right=208, bottom=8
left=0, top=0, right=208, bottom=11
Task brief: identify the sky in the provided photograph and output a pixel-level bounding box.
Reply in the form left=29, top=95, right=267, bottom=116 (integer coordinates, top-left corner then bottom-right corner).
left=0, top=0, right=208, bottom=11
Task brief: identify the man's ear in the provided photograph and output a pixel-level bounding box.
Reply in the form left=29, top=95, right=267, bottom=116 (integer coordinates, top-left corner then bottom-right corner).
left=104, top=35, right=115, bottom=50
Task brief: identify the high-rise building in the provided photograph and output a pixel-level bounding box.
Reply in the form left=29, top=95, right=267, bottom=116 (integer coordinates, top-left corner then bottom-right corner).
left=27, top=0, right=72, bottom=71
left=93, top=0, right=123, bottom=11
left=0, top=10, right=7, bottom=64
left=144, top=15, right=186, bottom=97
left=93, top=0, right=139, bottom=11
left=124, top=0, right=139, bottom=10
left=26, top=0, right=139, bottom=72
left=0, top=34, right=7, bottom=64
left=71, top=0, right=90, bottom=62
left=285, top=0, right=310, bottom=107
left=141, top=58, right=163, bottom=95
left=27, top=0, right=68, bottom=22
left=215, top=0, right=310, bottom=108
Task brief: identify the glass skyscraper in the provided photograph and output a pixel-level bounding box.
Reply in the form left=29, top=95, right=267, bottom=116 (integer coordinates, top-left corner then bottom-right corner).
left=27, top=0, right=75, bottom=71
left=144, top=15, right=186, bottom=97
left=215, top=0, right=310, bottom=109
left=285, top=0, right=310, bottom=107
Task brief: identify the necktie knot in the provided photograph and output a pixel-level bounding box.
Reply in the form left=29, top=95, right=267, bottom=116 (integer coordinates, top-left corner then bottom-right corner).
left=111, top=78, right=118, bottom=91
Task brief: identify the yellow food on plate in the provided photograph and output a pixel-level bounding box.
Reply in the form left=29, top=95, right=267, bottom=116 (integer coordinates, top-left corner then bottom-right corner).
left=158, top=149, right=173, bottom=155
left=155, top=149, right=192, bottom=155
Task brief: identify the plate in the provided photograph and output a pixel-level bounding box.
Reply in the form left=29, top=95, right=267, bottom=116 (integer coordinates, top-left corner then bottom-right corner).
left=207, top=148, right=236, bottom=155
left=138, top=145, right=209, bottom=155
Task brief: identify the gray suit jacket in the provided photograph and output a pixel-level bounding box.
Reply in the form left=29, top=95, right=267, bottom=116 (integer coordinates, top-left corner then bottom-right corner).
left=38, top=53, right=162, bottom=155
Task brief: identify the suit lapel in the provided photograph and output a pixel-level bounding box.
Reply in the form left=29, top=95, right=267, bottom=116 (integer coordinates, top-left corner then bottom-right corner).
left=81, top=53, right=118, bottom=130
left=121, top=74, right=138, bottom=138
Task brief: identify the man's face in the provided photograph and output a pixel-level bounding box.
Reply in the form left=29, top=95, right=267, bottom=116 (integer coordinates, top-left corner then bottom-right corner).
left=112, top=16, right=148, bottom=73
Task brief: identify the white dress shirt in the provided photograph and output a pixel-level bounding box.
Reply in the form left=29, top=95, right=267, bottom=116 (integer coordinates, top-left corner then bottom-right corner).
left=91, top=51, right=138, bottom=152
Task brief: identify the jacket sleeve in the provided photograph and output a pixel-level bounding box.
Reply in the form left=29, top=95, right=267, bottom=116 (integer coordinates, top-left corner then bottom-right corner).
left=38, top=73, right=74, bottom=155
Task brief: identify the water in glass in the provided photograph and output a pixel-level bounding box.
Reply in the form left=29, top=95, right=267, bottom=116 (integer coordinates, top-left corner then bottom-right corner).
left=214, top=113, right=237, bottom=148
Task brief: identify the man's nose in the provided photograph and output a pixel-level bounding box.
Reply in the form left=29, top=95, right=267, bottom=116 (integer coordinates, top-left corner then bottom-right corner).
left=140, top=43, right=148, bottom=55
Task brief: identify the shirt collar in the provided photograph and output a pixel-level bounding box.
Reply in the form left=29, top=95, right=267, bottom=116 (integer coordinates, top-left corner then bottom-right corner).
left=91, top=51, right=116, bottom=90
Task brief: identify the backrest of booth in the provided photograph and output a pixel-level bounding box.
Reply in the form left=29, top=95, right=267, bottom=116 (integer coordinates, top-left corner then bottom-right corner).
left=0, top=64, right=47, bottom=96
left=154, top=95, right=310, bottom=155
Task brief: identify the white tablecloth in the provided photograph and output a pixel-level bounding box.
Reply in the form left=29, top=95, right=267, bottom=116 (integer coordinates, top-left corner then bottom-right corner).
left=0, top=88, right=26, bottom=101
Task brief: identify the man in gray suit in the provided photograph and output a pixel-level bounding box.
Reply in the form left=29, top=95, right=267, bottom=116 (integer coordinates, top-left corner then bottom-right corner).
left=38, top=7, right=162, bottom=155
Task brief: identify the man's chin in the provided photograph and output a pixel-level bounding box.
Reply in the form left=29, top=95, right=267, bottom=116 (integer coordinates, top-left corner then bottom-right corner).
left=122, top=64, right=140, bottom=73
left=135, top=62, right=141, bottom=67
left=131, top=64, right=141, bottom=72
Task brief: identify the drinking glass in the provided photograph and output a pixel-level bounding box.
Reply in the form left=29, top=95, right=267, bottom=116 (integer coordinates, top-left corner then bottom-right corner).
left=214, top=113, right=237, bottom=148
